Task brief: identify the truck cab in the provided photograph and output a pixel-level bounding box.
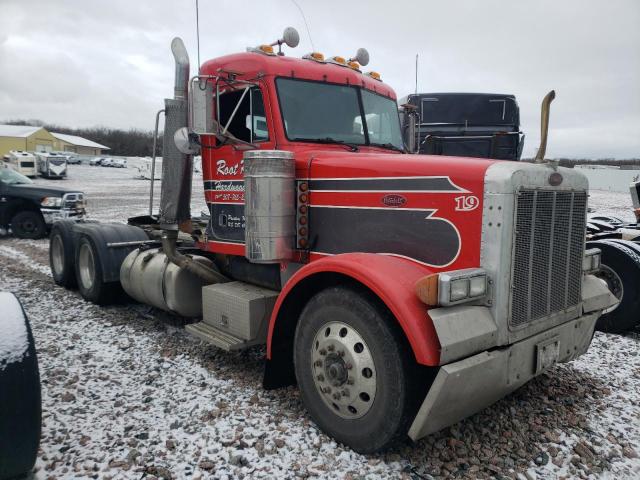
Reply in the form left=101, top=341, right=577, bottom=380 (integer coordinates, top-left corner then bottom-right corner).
left=49, top=31, right=617, bottom=453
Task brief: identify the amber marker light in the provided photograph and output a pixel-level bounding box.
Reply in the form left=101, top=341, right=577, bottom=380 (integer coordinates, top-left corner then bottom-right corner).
left=366, top=71, right=381, bottom=81
left=415, top=274, right=439, bottom=306
left=299, top=216, right=308, bottom=225
left=299, top=205, right=308, bottom=214
left=299, top=182, right=309, bottom=192
left=299, top=193, right=308, bottom=203
left=303, top=52, right=325, bottom=62
left=347, top=61, right=360, bottom=71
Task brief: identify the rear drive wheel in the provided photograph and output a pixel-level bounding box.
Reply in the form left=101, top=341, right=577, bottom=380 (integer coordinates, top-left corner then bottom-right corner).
left=11, top=210, right=46, bottom=239
left=49, top=221, right=77, bottom=288
left=75, top=235, right=118, bottom=305
left=294, top=286, right=422, bottom=453
left=587, top=240, right=640, bottom=333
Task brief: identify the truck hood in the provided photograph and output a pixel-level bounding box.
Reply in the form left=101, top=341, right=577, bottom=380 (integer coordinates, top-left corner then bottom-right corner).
left=3, top=183, right=82, bottom=202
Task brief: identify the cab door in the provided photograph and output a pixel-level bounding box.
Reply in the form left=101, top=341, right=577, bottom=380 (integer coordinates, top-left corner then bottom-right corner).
left=205, top=84, right=275, bottom=244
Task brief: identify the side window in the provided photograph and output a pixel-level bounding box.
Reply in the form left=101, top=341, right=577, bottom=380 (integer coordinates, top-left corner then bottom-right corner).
left=218, top=87, right=269, bottom=143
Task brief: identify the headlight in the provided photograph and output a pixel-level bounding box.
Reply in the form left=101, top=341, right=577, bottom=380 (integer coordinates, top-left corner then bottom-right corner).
left=415, top=268, right=489, bottom=307
left=583, top=248, right=601, bottom=274
left=41, top=197, right=62, bottom=207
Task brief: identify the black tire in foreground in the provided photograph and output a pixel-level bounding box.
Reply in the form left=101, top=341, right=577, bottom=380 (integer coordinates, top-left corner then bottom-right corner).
left=75, top=235, right=120, bottom=305
left=49, top=220, right=78, bottom=289
left=11, top=210, right=46, bottom=239
left=0, top=293, right=41, bottom=480
left=587, top=240, right=640, bottom=333
left=293, top=285, right=425, bottom=453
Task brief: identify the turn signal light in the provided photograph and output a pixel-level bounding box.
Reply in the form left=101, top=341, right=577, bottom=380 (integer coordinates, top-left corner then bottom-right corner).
left=415, top=274, right=439, bottom=306
left=299, top=193, right=308, bottom=203
left=328, top=56, right=347, bottom=67
left=347, top=61, right=360, bottom=71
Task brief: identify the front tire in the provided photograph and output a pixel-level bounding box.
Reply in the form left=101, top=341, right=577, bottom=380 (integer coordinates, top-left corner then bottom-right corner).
left=294, top=286, right=420, bottom=453
left=11, top=210, right=46, bottom=239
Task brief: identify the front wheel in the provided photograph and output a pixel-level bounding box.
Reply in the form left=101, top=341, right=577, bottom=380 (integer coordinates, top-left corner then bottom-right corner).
left=11, top=210, right=46, bottom=239
left=294, top=286, right=421, bottom=453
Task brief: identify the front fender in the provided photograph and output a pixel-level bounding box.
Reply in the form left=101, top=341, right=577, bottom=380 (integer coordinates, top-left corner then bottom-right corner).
left=267, top=253, right=441, bottom=366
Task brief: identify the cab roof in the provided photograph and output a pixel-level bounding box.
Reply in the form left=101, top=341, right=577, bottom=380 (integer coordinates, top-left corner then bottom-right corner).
left=200, top=52, right=396, bottom=100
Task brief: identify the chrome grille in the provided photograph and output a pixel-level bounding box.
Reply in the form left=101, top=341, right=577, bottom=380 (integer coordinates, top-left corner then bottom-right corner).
left=510, top=189, right=587, bottom=328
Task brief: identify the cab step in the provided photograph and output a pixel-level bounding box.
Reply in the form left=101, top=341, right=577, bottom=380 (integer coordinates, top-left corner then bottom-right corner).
left=185, top=322, right=261, bottom=351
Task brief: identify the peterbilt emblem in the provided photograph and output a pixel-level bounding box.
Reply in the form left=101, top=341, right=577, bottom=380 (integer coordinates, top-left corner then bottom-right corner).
left=549, top=172, right=563, bottom=186
left=382, top=194, right=407, bottom=207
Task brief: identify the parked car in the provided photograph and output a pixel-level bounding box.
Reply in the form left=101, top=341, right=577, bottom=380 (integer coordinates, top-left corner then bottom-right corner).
left=0, top=165, right=86, bottom=239
left=88, top=157, right=104, bottom=166
left=111, top=158, right=127, bottom=168
left=100, top=158, right=114, bottom=167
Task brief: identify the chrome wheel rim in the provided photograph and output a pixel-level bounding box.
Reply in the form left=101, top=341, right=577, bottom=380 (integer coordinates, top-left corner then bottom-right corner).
left=311, top=321, right=376, bottom=419
left=78, top=243, right=95, bottom=290
left=596, top=264, right=623, bottom=314
left=51, top=234, right=64, bottom=274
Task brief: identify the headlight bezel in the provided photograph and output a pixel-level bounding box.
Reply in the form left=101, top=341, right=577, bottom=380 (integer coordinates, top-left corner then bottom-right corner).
left=583, top=248, right=601, bottom=274
left=438, top=268, right=489, bottom=307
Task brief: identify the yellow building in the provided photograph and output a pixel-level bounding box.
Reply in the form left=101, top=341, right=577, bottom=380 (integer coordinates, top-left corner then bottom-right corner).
left=0, top=125, right=58, bottom=156
left=51, top=132, right=110, bottom=156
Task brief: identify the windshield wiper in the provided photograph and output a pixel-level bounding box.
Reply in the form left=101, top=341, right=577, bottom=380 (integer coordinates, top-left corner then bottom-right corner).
left=292, top=137, right=360, bottom=152
left=369, top=142, right=405, bottom=153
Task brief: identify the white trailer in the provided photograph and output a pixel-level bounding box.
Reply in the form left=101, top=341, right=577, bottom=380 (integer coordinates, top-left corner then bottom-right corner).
left=7, top=151, right=37, bottom=178
left=34, top=152, right=68, bottom=179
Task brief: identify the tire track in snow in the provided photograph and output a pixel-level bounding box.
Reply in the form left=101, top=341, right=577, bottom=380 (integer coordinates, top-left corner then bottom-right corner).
left=0, top=244, right=51, bottom=277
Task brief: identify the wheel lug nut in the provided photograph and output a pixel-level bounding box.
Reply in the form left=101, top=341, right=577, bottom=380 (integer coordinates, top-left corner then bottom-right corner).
left=342, top=389, right=350, bottom=397
left=347, top=378, right=354, bottom=385
left=338, top=350, right=345, bottom=357
left=319, top=349, right=327, bottom=355
left=327, top=345, right=335, bottom=352
left=333, top=392, right=341, bottom=400
left=323, top=386, right=331, bottom=394
left=317, top=374, right=325, bottom=382
left=314, top=360, right=322, bottom=367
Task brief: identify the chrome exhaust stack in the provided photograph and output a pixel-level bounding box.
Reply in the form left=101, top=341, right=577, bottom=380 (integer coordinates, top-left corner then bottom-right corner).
left=534, top=90, right=556, bottom=164
left=159, top=37, right=193, bottom=229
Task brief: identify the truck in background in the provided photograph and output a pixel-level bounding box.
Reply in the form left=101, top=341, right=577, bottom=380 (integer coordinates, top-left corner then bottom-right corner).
left=35, top=151, right=68, bottom=179
left=6, top=150, right=37, bottom=178
left=400, top=92, right=524, bottom=160
left=48, top=29, right=616, bottom=453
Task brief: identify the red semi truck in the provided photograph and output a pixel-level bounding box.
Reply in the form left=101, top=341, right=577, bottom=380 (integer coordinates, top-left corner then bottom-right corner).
left=49, top=28, right=617, bottom=453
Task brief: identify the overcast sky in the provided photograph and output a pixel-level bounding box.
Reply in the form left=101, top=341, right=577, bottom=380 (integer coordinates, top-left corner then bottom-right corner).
left=1, top=0, right=638, bottom=158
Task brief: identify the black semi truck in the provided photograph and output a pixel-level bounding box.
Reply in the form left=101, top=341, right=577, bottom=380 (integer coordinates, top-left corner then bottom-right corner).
left=399, top=92, right=524, bottom=160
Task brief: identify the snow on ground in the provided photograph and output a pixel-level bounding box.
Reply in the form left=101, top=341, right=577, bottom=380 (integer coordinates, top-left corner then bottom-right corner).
left=0, top=165, right=639, bottom=479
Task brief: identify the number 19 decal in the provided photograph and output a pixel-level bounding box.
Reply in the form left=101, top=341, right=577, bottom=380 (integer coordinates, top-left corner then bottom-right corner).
left=455, top=195, right=479, bottom=212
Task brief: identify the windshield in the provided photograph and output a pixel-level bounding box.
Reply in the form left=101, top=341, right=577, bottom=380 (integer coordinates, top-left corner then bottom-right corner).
left=0, top=167, right=33, bottom=185
left=276, top=78, right=404, bottom=150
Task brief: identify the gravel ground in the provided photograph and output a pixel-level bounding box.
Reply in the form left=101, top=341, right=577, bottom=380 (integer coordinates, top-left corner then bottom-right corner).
left=1, top=165, right=639, bottom=479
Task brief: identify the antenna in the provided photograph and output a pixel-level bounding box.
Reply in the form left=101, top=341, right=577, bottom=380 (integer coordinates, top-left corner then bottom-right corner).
left=415, top=54, right=418, bottom=95
left=195, top=0, right=201, bottom=72
left=290, top=0, right=315, bottom=51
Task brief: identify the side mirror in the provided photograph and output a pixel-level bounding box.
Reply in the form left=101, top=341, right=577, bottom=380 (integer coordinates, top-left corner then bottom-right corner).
left=174, top=127, right=201, bottom=155
left=353, top=48, right=370, bottom=66
left=282, top=27, right=300, bottom=48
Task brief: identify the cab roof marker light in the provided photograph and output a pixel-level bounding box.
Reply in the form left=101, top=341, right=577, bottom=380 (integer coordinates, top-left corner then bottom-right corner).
left=247, top=44, right=276, bottom=56
left=366, top=71, right=382, bottom=81
left=347, top=61, right=361, bottom=71
left=303, top=52, right=325, bottom=62
left=327, top=56, right=348, bottom=67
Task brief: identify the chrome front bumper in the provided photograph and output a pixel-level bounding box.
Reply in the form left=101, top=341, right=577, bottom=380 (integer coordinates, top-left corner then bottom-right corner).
left=408, top=274, right=617, bottom=441
left=41, top=208, right=86, bottom=225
